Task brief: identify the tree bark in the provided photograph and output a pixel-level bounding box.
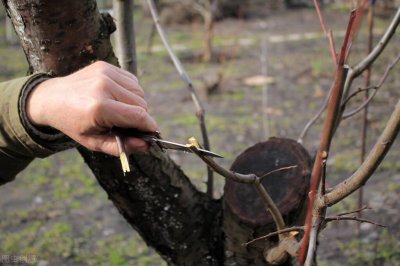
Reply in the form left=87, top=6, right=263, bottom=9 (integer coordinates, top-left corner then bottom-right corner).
left=113, top=0, right=137, bottom=74
left=203, top=13, right=214, bottom=62
left=2, top=1, right=311, bottom=265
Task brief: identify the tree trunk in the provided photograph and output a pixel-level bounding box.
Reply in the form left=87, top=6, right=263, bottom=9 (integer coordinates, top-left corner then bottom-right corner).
left=2, top=1, right=311, bottom=265
left=113, top=0, right=137, bottom=74
left=203, top=13, right=214, bottom=62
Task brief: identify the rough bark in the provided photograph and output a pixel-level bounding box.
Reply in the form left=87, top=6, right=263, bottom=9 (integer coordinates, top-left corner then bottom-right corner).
left=3, top=1, right=311, bottom=265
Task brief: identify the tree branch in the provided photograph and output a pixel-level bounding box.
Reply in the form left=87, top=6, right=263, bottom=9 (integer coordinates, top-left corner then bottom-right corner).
left=254, top=179, right=286, bottom=232
left=342, top=53, right=400, bottom=119
left=146, top=0, right=214, bottom=197
left=298, top=91, right=330, bottom=144
left=304, top=217, right=322, bottom=266
left=336, top=205, right=370, bottom=216
left=341, top=7, right=400, bottom=103
left=352, top=7, right=399, bottom=78
left=321, top=99, right=400, bottom=207
left=313, top=0, right=337, bottom=64
left=243, top=226, right=304, bottom=246
left=325, top=215, right=385, bottom=227
left=187, top=145, right=291, bottom=234
left=113, top=0, right=137, bottom=74
left=298, top=11, right=356, bottom=264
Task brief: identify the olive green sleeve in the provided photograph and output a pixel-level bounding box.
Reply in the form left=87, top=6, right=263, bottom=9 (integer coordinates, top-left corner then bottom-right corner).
left=0, top=74, right=76, bottom=185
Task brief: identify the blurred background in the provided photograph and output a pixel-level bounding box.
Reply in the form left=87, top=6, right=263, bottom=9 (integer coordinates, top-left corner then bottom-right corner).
left=0, top=1, right=399, bottom=265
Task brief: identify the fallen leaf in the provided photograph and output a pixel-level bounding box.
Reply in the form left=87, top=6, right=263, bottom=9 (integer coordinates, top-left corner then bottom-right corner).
left=243, top=75, right=275, bottom=86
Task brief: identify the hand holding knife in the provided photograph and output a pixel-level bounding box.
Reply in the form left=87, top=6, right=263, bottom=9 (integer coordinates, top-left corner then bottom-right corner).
left=112, top=127, right=223, bottom=175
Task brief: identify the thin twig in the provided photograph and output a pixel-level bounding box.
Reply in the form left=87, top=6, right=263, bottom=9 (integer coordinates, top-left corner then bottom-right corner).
left=187, top=145, right=287, bottom=235
left=299, top=2, right=378, bottom=143
left=313, top=0, right=327, bottom=33
left=321, top=100, right=400, bottom=207
left=243, top=226, right=304, bottom=246
left=260, top=165, right=297, bottom=180
left=147, top=0, right=214, bottom=197
left=187, top=145, right=256, bottom=184
left=342, top=87, right=377, bottom=107
left=327, top=30, right=337, bottom=65
left=336, top=206, right=370, bottom=216
left=325, top=215, right=385, bottom=227
left=342, top=54, right=400, bottom=119
left=304, top=217, right=322, bottom=266
left=298, top=91, right=330, bottom=143
left=313, top=0, right=337, bottom=64
left=254, top=179, right=286, bottom=233
left=340, top=7, right=400, bottom=105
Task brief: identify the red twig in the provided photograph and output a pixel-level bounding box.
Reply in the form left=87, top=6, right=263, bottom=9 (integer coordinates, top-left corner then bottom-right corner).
left=313, top=0, right=337, bottom=65
left=344, top=0, right=369, bottom=61
left=313, top=0, right=327, bottom=33
left=298, top=11, right=358, bottom=265
left=327, top=30, right=337, bottom=65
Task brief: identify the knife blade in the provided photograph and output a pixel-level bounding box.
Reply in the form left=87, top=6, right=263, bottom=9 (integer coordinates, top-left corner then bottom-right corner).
left=112, top=127, right=223, bottom=158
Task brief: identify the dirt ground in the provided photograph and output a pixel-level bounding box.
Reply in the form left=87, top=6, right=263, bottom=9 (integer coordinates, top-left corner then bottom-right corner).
left=0, top=4, right=399, bottom=266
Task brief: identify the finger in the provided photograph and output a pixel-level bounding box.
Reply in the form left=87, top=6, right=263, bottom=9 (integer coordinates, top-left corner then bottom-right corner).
left=105, top=77, right=148, bottom=110
left=100, top=61, right=139, bottom=84
left=84, top=134, right=120, bottom=157
left=124, top=137, right=149, bottom=153
left=96, top=100, right=158, bottom=132
left=106, top=66, right=145, bottom=98
left=81, top=61, right=144, bottom=98
left=94, top=61, right=144, bottom=98
left=84, top=135, right=149, bottom=157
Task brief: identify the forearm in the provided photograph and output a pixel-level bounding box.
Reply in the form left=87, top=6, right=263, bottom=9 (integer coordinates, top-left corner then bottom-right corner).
left=0, top=74, right=75, bottom=185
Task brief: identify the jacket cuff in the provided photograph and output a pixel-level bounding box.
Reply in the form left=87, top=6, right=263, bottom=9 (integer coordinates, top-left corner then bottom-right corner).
left=1, top=73, right=76, bottom=159
left=18, top=74, right=78, bottom=154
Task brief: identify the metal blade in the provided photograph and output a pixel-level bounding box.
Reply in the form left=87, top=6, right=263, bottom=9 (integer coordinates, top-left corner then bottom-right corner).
left=154, top=138, right=223, bottom=158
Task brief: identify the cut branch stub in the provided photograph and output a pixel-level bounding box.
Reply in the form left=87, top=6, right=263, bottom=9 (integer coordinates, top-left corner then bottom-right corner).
left=224, top=137, right=311, bottom=227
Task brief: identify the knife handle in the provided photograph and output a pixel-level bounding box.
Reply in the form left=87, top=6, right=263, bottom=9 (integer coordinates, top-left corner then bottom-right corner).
left=111, top=127, right=161, bottom=140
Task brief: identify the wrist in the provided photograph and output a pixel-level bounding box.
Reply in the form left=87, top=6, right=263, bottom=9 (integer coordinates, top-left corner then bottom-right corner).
left=26, top=78, right=55, bottom=127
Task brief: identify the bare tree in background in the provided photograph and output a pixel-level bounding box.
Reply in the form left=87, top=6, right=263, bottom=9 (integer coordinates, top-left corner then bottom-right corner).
left=1, top=0, right=399, bottom=265
left=181, top=0, right=219, bottom=62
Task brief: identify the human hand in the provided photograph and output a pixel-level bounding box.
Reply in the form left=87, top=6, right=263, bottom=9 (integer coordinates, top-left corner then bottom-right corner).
left=26, top=61, right=158, bottom=156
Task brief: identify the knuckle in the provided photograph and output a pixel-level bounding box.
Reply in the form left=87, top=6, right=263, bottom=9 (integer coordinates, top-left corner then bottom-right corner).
left=93, top=60, right=108, bottom=72
left=87, top=99, right=106, bottom=118
left=89, top=142, right=101, bottom=153
left=141, top=100, right=148, bottom=111
left=93, top=75, right=109, bottom=93
left=134, top=107, right=147, bottom=122
left=136, top=87, right=145, bottom=98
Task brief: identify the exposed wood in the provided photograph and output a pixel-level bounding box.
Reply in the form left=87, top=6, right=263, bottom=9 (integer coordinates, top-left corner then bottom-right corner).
left=224, top=138, right=311, bottom=265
